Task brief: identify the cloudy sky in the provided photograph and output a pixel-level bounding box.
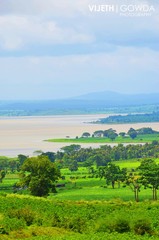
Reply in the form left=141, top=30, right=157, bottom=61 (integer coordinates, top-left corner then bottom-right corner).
left=0, top=0, right=159, bottom=100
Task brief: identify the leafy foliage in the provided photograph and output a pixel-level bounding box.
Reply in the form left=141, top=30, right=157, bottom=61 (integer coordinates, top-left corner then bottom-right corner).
left=20, top=156, right=60, bottom=196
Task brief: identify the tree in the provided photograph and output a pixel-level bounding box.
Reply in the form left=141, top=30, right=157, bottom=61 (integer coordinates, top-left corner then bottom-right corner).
left=9, top=160, right=18, bottom=173
left=61, top=144, right=81, bottom=154
left=0, top=170, right=6, bottom=183
left=127, top=128, right=137, bottom=139
left=119, top=132, right=126, bottom=137
left=125, top=172, right=141, bottom=202
left=138, top=159, right=159, bottom=200
left=98, top=163, right=124, bottom=189
left=103, top=129, right=118, bottom=140
left=107, top=131, right=118, bottom=141
left=17, top=154, right=28, bottom=170
left=20, top=156, right=60, bottom=197
left=41, top=152, right=56, bottom=162
left=68, top=160, right=78, bottom=172
left=93, top=130, right=103, bottom=137
left=82, top=132, right=91, bottom=138
left=18, top=154, right=28, bottom=164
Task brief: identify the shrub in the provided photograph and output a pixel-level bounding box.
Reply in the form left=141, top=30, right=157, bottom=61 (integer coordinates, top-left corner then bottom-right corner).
left=114, top=218, right=131, bottom=233
left=133, top=219, right=152, bottom=235
left=110, top=218, right=130, bottom=233
left=1, top=217, right=26, bottom=234
left=8, top=207, right=35, bottom=226
left=96, top=218, right=130, bottom=234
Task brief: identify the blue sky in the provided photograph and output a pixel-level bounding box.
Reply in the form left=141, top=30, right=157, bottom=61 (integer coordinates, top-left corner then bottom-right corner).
left=0, top=0, right=159, bottom=100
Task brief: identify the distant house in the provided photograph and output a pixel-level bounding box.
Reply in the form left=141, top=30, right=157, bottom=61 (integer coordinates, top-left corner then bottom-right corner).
left=93, top=131, right=104, bottom=138
left=82, top=132, right=91, bottom=138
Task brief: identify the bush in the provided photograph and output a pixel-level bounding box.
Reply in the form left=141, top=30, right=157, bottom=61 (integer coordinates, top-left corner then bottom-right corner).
left=96, top=218, right=130, bottom=234
left=110, top=218, right=130, bottom=233
left=133, top=219, right=152, bottom=235
left=114, top=219, right=130, bottom=233
left=7, top=207, right=35, bottom=226
left=1, top=217, right=26, bottom=234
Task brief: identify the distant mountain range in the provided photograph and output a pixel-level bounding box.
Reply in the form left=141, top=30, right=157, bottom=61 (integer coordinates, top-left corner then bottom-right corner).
left=0, top=91, right=159, bottom=116
left=73, top=91, right=159, bottom=105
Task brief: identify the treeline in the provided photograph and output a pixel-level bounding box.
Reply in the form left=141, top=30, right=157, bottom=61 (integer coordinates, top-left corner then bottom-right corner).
left=58, top=141, right=159, bottom=170
left=1, top=141, right=159, bottom=174
left=97, top=112, right=159, bottom=124
left=82, top=127, right=159, bottom=140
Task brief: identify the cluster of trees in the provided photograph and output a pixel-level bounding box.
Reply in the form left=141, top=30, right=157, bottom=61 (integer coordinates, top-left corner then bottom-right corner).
left=96, top=159, right=159, bottom=202
left=0, top=154, right=29, bottom=175
left=1, top=141, right=159, bottom=198
left=98, top=112, right=159, bottom=124
left=82, top=127, right=159, bottom=140
left=82, top=129, right=118, bottom=140
left=0, top=154, right=60, bottom=197
left=57, top=141, right=159, bottom=170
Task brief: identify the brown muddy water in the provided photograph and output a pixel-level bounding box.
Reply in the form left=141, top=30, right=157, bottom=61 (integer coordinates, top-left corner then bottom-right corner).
left=0, top=114, right=159, bottom=157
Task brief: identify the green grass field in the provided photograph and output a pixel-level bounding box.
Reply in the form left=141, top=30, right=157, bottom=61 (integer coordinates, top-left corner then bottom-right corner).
left=1, top=158, right=159, bottom=200
left=46, top=134, right=159, bottom=144
left=1, top=159, right=159, bottom=239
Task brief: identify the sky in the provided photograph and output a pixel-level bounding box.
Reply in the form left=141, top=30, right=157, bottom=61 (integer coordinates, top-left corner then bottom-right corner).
left=0, top=0, right=159, bottom=100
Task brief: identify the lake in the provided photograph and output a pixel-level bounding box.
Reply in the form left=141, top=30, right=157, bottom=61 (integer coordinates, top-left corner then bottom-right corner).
left=0, top=114, right=159, bottom=157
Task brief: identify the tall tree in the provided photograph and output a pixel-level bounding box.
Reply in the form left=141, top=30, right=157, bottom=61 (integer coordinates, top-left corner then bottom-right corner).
left=20, top=156, right=60, bottom=197
left=126, top=172, right=141, bottom=202
left=98, top=163, right=125, bottom=189
left=0, top=170, right=6, bottom=183
left=138, top=159, right=159, bottom=200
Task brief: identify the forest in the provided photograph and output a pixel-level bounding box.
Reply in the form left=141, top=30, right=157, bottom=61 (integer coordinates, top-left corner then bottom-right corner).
left=97, top=112, right=159, bottom=124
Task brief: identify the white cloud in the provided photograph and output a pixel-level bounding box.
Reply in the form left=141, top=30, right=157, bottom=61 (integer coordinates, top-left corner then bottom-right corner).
left=0, top=15, right=94, bottom=51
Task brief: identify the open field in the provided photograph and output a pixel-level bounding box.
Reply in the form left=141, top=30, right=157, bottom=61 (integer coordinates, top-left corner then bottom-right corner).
left=1, top=158, right=159, bottom=201
left=0, top=115, right=159, bottom=157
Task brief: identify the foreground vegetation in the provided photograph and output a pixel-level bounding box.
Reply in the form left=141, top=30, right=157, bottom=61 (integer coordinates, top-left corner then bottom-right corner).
left=1, top=141, right=159, bottom=239
left=0, top=194, right=159, bottom=239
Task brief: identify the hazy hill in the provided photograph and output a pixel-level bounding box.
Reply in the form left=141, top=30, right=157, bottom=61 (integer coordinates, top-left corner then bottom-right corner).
left=73, top=91, right=159, bottom=105
left=0, top=91, right=159, bottom=116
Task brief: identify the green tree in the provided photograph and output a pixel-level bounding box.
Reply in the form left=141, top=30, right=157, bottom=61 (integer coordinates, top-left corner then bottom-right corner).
left=41, top=152, right=56, bottom=162
left=93, top=130, right=104, bottom=137
left=82, top=132, right=91, bottom=138
left=108, top=131, right=118, bottom=141
left=68, top=160, right=78, bottom=172
left=20, top=156, right=60, bottom=197
left=138, top=159, right=159, bottom=200
left=125, top=172, right=141, bottom=202
left=119, top=132, right=126, bottom=137
left=9, top=160, right=18, bottom=173
left=17, top=154, right=28, bottom=171
left=0, top=170, right=6, bottom=183
left=127, top=128, right=137, bottom=139
left=98, top=163, right=124, bottom=189
left=61, top=144, right=81, bottom=154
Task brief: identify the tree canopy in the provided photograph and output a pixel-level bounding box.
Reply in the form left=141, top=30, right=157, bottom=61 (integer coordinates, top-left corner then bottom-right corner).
left=20, top=156, right=60, bottom=197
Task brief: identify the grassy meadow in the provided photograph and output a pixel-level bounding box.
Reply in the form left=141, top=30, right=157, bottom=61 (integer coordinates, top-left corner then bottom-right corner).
left=1, top=159, right=159, bottom=239
left=1, top=158, right=159, bottom=201
left=47, top=133, right=159, bottom=144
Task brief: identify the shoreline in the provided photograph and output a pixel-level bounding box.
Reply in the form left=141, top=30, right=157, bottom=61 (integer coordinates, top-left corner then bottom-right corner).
left=0, top=114, right=158, bottom=157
